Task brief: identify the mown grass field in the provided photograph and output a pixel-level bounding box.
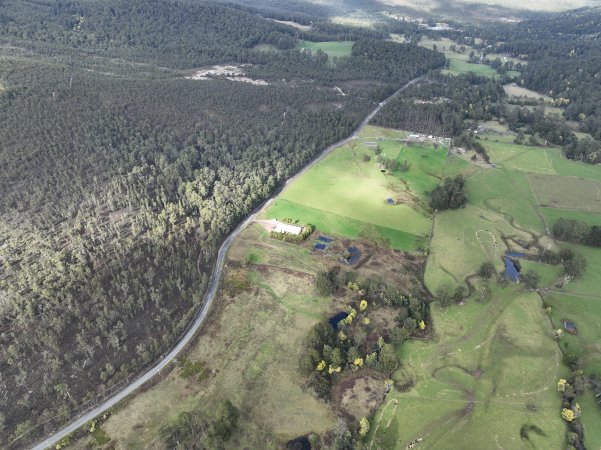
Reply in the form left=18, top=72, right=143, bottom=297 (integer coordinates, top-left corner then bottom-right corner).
left=296, top=40, right=354, bottom=58
left=264, top=127, right=445, bottom=251
left=368, top=288, right=566, bottom=450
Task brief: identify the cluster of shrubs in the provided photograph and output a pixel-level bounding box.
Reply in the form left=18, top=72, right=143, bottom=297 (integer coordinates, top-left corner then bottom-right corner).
left=160, top=399, right=239, bottom=449
left=270, top=222, right=315, bottom=243
left=557, top=372, right=587, bottom=450
left=538, top=248, right=587, bottom=279
left=430, top=175, right=467, bottom=211
left=553, top=218, right=601, bottom=248
left=302, top=268, right=429, bottom=400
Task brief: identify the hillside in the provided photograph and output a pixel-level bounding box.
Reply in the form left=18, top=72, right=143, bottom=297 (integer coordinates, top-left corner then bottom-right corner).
left=0, top=1, right=445, bottom=448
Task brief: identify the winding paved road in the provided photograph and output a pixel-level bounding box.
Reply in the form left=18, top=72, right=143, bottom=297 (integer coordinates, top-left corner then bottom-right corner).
left=31, top=75, right=424, bottom=450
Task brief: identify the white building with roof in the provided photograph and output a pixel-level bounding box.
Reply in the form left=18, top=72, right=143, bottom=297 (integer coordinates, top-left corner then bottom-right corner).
left=274, top=223, right=303, bottom=235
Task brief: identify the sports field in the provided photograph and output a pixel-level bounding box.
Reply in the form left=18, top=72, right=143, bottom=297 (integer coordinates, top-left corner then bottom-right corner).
left=368, top=288, right=566, bottom=449
left=264, top=128, right=446, bottom=250
left=296, top=40, right=354, bottom=58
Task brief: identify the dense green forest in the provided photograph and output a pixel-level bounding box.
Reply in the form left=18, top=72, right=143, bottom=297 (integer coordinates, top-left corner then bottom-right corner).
left=0, top=1, right=445, bottom=447
left=372, top=73, right=505, bottom=136
left=459, top=7, right=601, bottom=162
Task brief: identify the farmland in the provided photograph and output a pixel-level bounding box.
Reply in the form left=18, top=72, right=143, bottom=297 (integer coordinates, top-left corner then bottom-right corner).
left=264, top=126, right=447, bottom=251
left=368, top=289, right=566, bottom=450
left=420, top=125, right=601, bottom=449
left=62, top=116, right=601, bottom=449
left=503, top=84, right=552, bottom=101
left=296, top=40, right=354, bottom=58
left=417, top=37, right=514, bottom=78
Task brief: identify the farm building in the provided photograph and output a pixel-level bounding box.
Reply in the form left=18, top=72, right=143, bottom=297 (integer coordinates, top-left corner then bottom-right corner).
left=563, top=320, right=577, bottom=334
left=274, top=223, right=303, bottom=235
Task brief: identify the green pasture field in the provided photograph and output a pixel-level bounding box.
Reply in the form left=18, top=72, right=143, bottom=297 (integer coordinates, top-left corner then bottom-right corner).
left=369, top=288, right=566, bottom=450
left=296, top=40, right=354, bottom=58
left=265, top=198, right=423, bottom=250
left=425, top=204, right=533, bottom=292
left=467, top=167, right=546, bottom=233
left=503, top=84, right=551, bottom=101
left=253, top=43, right=279, bottom=53
left=389, top=33, right=406, bottom=43
left=417, top=37, right=504, bottom=78
left=520, top=260, right=563, bottom=287
left=528, top=173, right=601, bottom=214
left=544, top=291, right=601, bottom=375
left=579, top=390, right=601, bottom=449
left=542, top=207, right=601, bottom=229
left=558, top=244, right=601, bottom=299
left=484, top=138, right=601, bottom=181
left=264, top=130, right=444, bottom=251
left=443, top=59, right=499, bottom=77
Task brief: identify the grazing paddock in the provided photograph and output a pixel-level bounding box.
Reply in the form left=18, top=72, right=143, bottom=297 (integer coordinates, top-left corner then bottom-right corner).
left=545, top=292, right=601, bottom=375
left=503, top=84, right=552, bottom=101
left=541, top=207, right=601, bottom=229
left=579, top=390, right=601, bottom=449
left=369, top=289, right=565, bottom=450
left=528, top=173, right=601, bottom=213
left=264, top=128, right=441, bottom=251
left=468, top=167, right=546, bottom=233
left=485, top=141, right=555, bottom=174
left=296, top=40, right=354, bottom=58
left=425, top=204, right=532, bottom=292
left=265, top=198, right=422, bottom=250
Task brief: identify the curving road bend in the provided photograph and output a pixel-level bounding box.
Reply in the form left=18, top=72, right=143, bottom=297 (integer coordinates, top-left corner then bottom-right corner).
left=31, top=75, right=424, bottom=450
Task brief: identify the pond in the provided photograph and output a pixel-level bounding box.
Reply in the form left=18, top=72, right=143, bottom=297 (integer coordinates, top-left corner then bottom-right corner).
left=504, top=256, right=520, bottom=282
left=329, top=311, right=349, bottom=329
left=347, top=247, right=361, bottom=265
left=286, top=436, right=311, bottom=450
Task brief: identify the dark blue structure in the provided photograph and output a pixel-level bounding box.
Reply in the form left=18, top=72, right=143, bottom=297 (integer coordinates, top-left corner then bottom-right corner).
left=504, top=257, right=520, bottom=282
left=329, top=312, right=349, bottom=329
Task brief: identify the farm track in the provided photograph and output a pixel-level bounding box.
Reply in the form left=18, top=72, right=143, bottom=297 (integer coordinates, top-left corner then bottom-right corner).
left=30, top=75, right=428, bottom=450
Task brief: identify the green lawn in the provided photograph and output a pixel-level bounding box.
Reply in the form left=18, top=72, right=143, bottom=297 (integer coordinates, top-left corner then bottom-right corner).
left=264, top=129, right=440, bottom=251
left=369, top=288, right=566, bottom=450
left=296, top=40, right=354, bottom=58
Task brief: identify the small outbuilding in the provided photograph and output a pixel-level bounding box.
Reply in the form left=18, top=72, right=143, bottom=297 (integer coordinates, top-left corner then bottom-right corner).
left=274, top=223, right=303, bottom=235
left=563, top=320, right=577, bottom=334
